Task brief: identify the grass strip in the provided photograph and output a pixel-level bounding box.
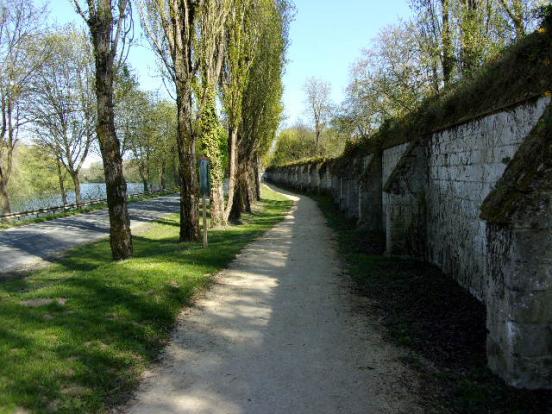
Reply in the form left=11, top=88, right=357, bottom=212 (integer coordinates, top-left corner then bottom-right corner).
left=0, top=186, right=292, bottom=413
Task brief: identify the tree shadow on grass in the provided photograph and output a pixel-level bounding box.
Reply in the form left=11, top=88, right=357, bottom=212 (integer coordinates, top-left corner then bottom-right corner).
left=0, top=195, right=293, bottom=413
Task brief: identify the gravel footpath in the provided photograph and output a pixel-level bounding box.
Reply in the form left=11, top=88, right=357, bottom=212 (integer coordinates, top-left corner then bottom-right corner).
left=123, top=188, right=421, bottom=414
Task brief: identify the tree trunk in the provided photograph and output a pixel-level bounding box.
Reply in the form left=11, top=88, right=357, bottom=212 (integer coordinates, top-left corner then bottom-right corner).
left=145, top=161, right=150, bottom=193
left=254, top=157, right=261, bottom=201
left=224, top=127, right=239, bottom=222
left=246, top=164, right=256, bottom=208
left=499, top=0, right=525, bottom=38
left=510, top=0, right=525, bottom=38
left=98, top=133, right=133, bottom=259
left=56, top=158, right=68, bottom=206
left=139, top=164, right=149, bottom=193
left=210, top=183, right=225, bottom=227
left=229, top=160, right=256, bottom=223
left=173, top=151, right=180, bottom=187
left=315, top=128, right=321, bottom=153
left=431, top=60, right=440, bottom=94
left=198, top=86, right=226, bottom=227
left=0, top=168, right=10, bottom=214
left=91, top=5, right=133, bottom=260
left=160, top=159, right=166, bottom=190
left=441, top=0, right=454, bottom=86
left=70, top=171, right=82, bottom=206
left=176, top=92, right=200, bottom=242
left=207, top=176, right=225, bottom=226
left=229, top=179, right=247, bottom=223
left=460, top=0, right=479, bottom=76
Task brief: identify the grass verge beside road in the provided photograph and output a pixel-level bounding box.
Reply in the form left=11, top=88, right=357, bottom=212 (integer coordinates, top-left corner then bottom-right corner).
left=0, top=186, right=292, bottom=413
left=313, top=193, right=552, bottom=414
left=0, top=190, right=177, bottom=231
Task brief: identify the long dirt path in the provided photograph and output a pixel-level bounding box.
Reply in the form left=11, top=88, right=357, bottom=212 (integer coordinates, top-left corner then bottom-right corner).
left=124, top=188, right=421, bottom=414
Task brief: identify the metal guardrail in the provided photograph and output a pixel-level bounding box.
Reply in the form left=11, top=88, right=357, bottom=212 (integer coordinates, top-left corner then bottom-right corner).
left=0, top=189, right=172, bottom=222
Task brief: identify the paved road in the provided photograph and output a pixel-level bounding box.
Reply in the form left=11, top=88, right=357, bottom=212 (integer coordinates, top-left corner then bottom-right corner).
left=124, top=188, right=421, bottom=414
left=0, top=195, right=179, bottom=276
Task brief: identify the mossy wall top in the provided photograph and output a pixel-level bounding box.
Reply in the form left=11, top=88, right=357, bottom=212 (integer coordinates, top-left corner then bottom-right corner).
left=268, top=21, right=552, bottom=171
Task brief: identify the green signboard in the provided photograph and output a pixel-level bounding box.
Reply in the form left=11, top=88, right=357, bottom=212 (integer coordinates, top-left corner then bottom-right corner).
left=199, top=158, right=211, bottom=196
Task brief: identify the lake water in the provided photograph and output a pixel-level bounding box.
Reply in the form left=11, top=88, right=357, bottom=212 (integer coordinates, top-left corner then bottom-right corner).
left=9, top=183, right=145, bottom=214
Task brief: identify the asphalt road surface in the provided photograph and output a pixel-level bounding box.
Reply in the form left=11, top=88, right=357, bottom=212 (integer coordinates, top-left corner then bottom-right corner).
left=0, top=195, right=179, bottom=276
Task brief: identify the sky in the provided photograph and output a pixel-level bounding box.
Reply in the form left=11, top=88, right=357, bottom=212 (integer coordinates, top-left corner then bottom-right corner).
left=45, top=0, right=412, bottom=126
left=46, top=0, right=166, bottom=92
left=282, top=0, right=411, bottom=126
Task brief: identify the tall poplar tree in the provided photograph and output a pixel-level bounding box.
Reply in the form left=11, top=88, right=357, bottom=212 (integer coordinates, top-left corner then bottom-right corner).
left=0, top=0, right=48, bottom=214
left=221, top=0, right=260, bottom=223
left=139, top=0, right=202, bottom=241
left=195, top=0, right=231, bottom=227
left=230, top=0, right=290, bottom=219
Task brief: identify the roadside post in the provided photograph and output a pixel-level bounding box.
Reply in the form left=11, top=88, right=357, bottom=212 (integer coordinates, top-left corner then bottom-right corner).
left=199, top=157, right=211, bottom=248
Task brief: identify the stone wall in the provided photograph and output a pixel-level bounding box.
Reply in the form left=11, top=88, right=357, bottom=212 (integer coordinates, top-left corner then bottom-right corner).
left=426, top=97, right=550, bottom=301
left=265, top=96, right=552, bottom=389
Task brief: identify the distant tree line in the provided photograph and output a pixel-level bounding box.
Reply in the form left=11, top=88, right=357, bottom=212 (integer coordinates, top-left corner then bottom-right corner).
left=0, top=0, right=291, bottom=261
left=0, top=2, right=178, bottom=212
left=270, top=0, right=549, bottom=167
left=341, top=0, right=549, bottom=140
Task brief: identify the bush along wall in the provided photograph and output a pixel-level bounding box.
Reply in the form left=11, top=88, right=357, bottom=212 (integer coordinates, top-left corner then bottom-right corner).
left=266, top=24, right=552, bottom=389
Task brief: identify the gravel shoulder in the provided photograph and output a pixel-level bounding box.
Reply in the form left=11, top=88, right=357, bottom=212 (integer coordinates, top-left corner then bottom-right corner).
left=123, top=187, right=421, bottom=414
left=0, top=195, right=179, bottom=276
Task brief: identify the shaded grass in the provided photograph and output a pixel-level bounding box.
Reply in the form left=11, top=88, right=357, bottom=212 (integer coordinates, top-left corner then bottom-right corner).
left=0, top=190, right=178, bottom=231
left=313, top=193, right=552, bottom=414
left=0, top=186, right=292, bottom=413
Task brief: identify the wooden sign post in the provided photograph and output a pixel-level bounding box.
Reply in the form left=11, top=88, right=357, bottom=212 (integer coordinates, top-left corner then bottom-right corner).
left=199, top=157, right=211, bottom=248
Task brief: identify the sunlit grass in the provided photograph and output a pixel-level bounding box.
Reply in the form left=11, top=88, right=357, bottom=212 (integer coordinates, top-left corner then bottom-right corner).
left=0, top=185, right=292, bottom=413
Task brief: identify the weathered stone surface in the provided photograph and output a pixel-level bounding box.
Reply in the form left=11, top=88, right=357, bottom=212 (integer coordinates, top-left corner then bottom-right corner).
left=265, top=96, right=552, bottom=389
left=383, top=143, right=428, bottom=258
left=426, top=97, right=550, bottom=301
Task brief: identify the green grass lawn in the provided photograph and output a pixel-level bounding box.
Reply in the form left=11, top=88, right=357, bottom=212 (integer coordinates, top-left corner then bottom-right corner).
left=0, top=186, right=292, bottom=414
